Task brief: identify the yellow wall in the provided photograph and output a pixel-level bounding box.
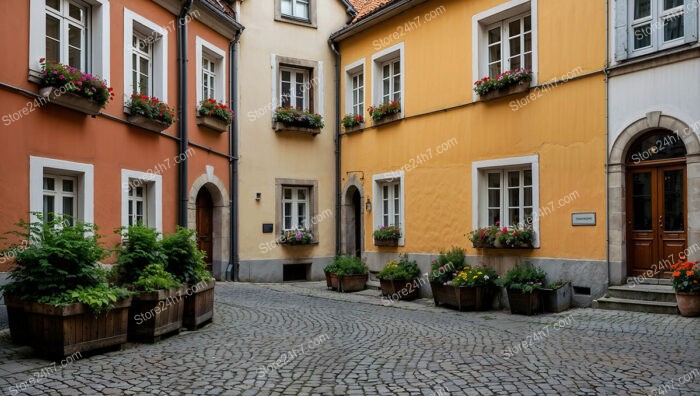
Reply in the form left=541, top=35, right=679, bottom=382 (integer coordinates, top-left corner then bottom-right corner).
left=339, top=0, right=608, bottom=260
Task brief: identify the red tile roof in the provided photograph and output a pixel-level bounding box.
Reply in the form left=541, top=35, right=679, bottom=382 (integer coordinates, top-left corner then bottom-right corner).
left=349, top=0, right=399, bottom=22
left=203, top=0, right=236, bottom=19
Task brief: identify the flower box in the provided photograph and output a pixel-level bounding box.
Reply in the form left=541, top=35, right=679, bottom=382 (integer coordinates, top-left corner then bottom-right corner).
left=380, top=278, right=421, bottom=301
left=542, top=282, right=571, bottom=313
left=372, top=112, right=402, bottom=126
left=330, top=272, right=339, bottom=289
left=339, top=274, right=368, bottom=293
left=343, top=123, right=365, bottom=134
left=40, top=86, right=102, bottom=116
left=4, top=295, right=30, bottom=345
left=128, top=286, right=186, bottom=342
left=127, top=114, right=171, bottom=132
left=24, top=297, right=132, bottom=359
left=479, top=82, right=530, bottom=102
left=430, top=283, right=495, bottom=311
left=182, top=280, right=215, bottom=330
left=374, top=239, right=399, bottom=247
left=273, top=121, right=321, bottom=136
left=507, top=288, right=543, bottom=316
left=196, top=115, right=229, bottom=133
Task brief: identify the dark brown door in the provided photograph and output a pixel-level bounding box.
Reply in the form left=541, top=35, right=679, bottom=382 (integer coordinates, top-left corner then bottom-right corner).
left=196, top=188, right=214, bottom=271
left=627, top=165, right=686, bottom=278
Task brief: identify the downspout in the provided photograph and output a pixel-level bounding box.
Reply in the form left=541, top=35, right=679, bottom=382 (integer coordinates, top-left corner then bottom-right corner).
left=605, top=0, right=611, bottom=287
left=227, top=29, right=243, bottom=281
left=329, top=39, right=341, bottom=255
left=177, top=0, right=194, bottom=228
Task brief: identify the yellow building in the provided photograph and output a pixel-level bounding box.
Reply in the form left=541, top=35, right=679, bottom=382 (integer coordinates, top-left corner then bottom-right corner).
left=331, top=0, right=608, bottom=305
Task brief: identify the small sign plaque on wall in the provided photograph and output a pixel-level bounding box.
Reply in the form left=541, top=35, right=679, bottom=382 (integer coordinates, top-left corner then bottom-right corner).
left=262, top=223, right=274, bottom=233
left=572, top=213, right=596, bottom=226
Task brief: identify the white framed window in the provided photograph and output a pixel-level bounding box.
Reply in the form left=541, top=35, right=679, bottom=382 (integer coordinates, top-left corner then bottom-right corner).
left=121, top=170, right=162, bottom=232
left=351, top=72, right=365, bottom=116
left=472, top=155, right=540, bottom=247
left=123, top=9, right=167, bottom=104
left=282, top=186, right=310, bottom=230
left=196, top=37, right=226, bottom=104
left=271, top=55, right=322, bottom=118
left=280, top=66, right=310, bottom=110
left=380, top=59, right=401, bottom=104
left=372, top=171, right=405, bottom=246
left=344, top=58, right=365, bottom=116
left=281, top=0, right=310, bottom=20
left=42, top=175, right=78, bottom=225
left=30, top=156, right=94, bottom=226
left=29, top=0, right=110, bottom=80
left=371, top=43, right=404, bottom=113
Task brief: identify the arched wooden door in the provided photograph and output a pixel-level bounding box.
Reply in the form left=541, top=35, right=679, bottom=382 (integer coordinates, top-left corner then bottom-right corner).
left=196, top=188, right=214, bottom=272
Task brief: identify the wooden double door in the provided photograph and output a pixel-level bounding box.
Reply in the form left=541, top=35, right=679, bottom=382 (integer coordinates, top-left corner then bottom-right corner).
left=626, top=163, right=686, bottom=278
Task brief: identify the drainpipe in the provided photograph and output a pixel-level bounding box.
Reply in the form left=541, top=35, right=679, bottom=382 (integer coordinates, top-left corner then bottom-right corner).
left=227, top=29, right=243, bottom=282
left=177, top=0, right=194, bottom=228
left=605, top=0, right=611, bottom=287
left=329, top=39, right=341, bottom=255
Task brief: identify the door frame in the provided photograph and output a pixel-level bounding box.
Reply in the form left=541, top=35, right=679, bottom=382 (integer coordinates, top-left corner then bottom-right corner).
left=196, top=187, right=215, bottom=268
left=341, top=176, right=365, bottom=256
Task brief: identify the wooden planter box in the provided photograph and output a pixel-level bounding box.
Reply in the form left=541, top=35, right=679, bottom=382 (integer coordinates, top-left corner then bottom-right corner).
left=479, top=82, right=530, bottom=102
left=324, top=271, right=339, bottom=290
left=39, top=86, right=102, bottom=115
left=127, top=114, right=171, bottom=132
left=380, top=278, right=421, bottom=301
left=330, top=273, right=339, bottom=289
left=542, top=282, right=571, bottom=313
left=196, top=115, right=230, bottom=132
left=128, top=286, right=186, bottom=342
left=372, top=112, right=402, bottom=126
left=339, top=274, right=368, bottom=293
left=430, top=283, right=495, bottom=311
left=374, top=239, right=399, bottom=247
left=24, top=297, right=132, bottom=359
left=183, top=280, right=215, bottom=330
left=273, top=121, right=321, bottom=136
left=343, top=123, right=365, bottom=134
left=507, top=288, right=543, bottom=315
left=4, top=295, right=30, bottom=345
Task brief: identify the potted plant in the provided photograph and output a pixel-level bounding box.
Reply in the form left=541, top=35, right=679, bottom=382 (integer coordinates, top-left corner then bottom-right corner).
left=273, top=107, right=324, bottom=135
left=341, top=113, right=364, bottom=133
left=468, top=224, right=499, bottom=248
left=378, top=254, right=422, bottom=300
left=113, top=225, right=185, bottom=342
left=670, top=260, right=700, bottom=317
left=499, top=263, right=546, bottom=315
left=541, top=280, right=571, bottom=313
left=449, top=265, right=499, bottom=311
left=197, top=98, right=233, bottom=132
left=474, top=69, right=532, bottom=102
left=162, top=227, right=215, bottom=330
left=281, top=228, right=314, bottom=245
left=428, top=247, right=465, bottom=307
left=368, top=101, right=401, bottom=125
left=0, top=215, right=131, bottom=358
left=126, top=94, right=176, bottom=132
left=335, top=255, right=368, bottom=293
left=496, top=224, right=535, bottom=248
left=323, top=261, right=339, bottom=290
left=373, top=225, right=401, bottom=247
left=38, top=58, right=114, bottom=115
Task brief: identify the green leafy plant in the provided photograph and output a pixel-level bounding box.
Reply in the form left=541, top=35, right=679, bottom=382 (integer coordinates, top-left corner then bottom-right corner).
left=274, top=107, right=324, bottom=128
left=161, top=227, right=211, bottom=285
left=473, top=69, right=532, bottom=96
left=496, top=224, right=535, bottom=248
left=368, top=100, right=401, bottom=122
left=341, top=113, right=364, bottom=128
left=498, top=262, right=546, bottom=293
left=373, top=225, right=401, bottom=241
left=468, top=224, right=500, bottom=247
left=450, top=265, right=498, bottom=287
left=547, top=280, right=570, bottom=289
left=281, top=228, right=314, bottom=245
left=127, top=93, right=176, bottom=125
left=113, top=225, right=167, bottom=285
left=334, top=255, right=367, bottom=276
left=670, top=261, right=700, bottom=292
left=198, top=98, right=234, bottom=124
left=47, top=283, right=132, bottom=314
left=323, top=261, right=339, bottom=274
left=428, top=247, right=465, bottom=283
left=132, top=263, right=181, bottom=293
left=378, top=254, right=421, bottom=280
left=39, top=58, right=113, bottom=107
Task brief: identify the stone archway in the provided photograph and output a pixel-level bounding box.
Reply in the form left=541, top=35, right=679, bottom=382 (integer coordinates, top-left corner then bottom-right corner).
left=608, top=112, right=700, bottom=284
left=341, top=176, right=364, bottom=256
left=188, top=172, right=230, bottom=280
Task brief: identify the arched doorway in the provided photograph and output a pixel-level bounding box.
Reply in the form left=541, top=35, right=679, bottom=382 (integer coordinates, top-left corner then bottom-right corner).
left=625, top=130, right=686, bottom=279
left=341, top=178, right=364, bottom=256
left=196, top=188, right=214, bottom=272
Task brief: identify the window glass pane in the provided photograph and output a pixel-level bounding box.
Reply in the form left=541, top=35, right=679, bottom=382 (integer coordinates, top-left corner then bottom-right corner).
left=281, top=0, right=292, bottom=15
left=510, top=56, right=521, bottom=70
left=383, top=79, right=390, bottom=102
left=634, top=0, right=651, bottom=19
left=634, top=25, right=652, bottom=49
left=524, top=187, right=533, bottom=206
left=297, top=203, right=306, bottom=226
left=283, top=188, right=292, bottom=200
left=46, top=15, right=60, bottom=62
left=664, top=15, right=684, bottom=41
left=664, top=0, right=683, bottom=9
left=46, top=15, right=60, bottom=39
left=488, top=189, right=500, bottom=207
left=62, top=179, right=74, bottom=192
left=383, top=64, right=390, bottom=78
left=509, top=208, right=520, bottom=225
left=488, top=44, right=501, bottom=64
left=295, top=0, right=309, bottom=19
left=68, top=47, right=81, bottom=69
left=488, top=209, right=500, bottom=226
left=509, top=20, right=520, bottom=36
left=136, top=187, right=144, bottom=197
left=128, top=201, right=134, bottom=225
left=632, top=172, right=653, bottom=230
left=43, top=195, right=55, bottom=223
left=297, top=188, right=306, bottom=200
left=487, top=173, right=500, bottom=188
left=508, top=188, right=520, bottom=206
left=524, top=170, right=532, bottom=186
left=46, top=0, right=60, bottom=11
left=663, top=169, right=684, bottom=231
left=508, top=171, right=520, bottom=187
left=63, top=197, right=74, bottom=222
left=524, top=32, right=532, bottom=53
left=43, top=177, right=55, bottom=191
left=136, top=201, right=144, bottom=216
left=69, top=3, right=84, bottom=21
left=524, top=15, right=531, bottom=31
left=284, top=203, right=292, bottom=229
left=488, top=27, right=500, bottom=44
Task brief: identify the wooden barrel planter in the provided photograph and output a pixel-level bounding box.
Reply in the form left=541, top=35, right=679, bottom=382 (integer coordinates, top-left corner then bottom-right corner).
left=379, top=278, right=420, bottom=301
left=4, top=295, right=30, bottom=345
left=128, top=286, right=186, bottom=342
left=507, top=288, right=543, bottom=315
left=23, top=297, right=132, bottom=359
left=183, top=280, right=215, bottom=330
left=431, top=283, right=494, bottom=311
left=339, top=274, right=368, bottom=293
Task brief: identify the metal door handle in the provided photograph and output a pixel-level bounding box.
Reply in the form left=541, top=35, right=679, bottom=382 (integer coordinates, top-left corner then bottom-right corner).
left=659, top=216, right=663, bottom=229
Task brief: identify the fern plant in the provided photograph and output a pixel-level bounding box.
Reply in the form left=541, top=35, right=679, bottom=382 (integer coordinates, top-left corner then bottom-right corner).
left=161, top=227, right=211, bottom=285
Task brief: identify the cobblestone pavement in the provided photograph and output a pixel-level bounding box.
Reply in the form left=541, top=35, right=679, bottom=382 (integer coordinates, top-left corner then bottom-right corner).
left=0, top=282, right=698, bottom=396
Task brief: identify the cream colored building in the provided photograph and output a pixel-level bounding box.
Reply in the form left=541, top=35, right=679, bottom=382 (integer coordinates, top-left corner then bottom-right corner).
left=234, top=0, right=355, bottom=281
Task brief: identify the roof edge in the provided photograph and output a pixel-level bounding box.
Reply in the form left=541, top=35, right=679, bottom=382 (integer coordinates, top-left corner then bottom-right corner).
left=330, top=0, right=428, bottom=42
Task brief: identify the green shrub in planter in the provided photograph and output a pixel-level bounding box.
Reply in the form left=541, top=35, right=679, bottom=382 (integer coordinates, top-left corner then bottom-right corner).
left=161, top=227, right=212, bottom=285
left=498, top=262, right=546, bottom=293
left=132, top=263, right=181, bottom=292
left=334, top=256, right=368, bottom=293
left=113, top=225, right=167, bottom=285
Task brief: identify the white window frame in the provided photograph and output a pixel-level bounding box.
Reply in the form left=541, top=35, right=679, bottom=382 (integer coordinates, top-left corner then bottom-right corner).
left=123, top=8, right=167, bottom=106
left=42, top=174, right=78, bottom=225
left=30, top=156, right=94, bottom=225
left=628, top=0, right=687, bottom=57
left=279, top=66, right=310, bottom=110
left=270, top=55, right=323, bottom=117
left=344, top=58, right=365, bottom=116
left=28, top=0, right=110, bottom=81
left=281, top=0, right=310, bottom=20
left=473, top=0, right=538, bottom=102
left=282, top=186, right=311, bottom=231
left=44, top=0, right=89, bottom=71
left=131, top=31, right=153, bottom=96
left=485, top=13, right=533, bottom=78
left=472, top=155, right=540, bottom=247
left=120, top=169, right=162, bottom=233
left=371, top=42, right=404, bottom=115
left=195, top=37, right=226, bottom=104
left=372, top=171, right=405, bottom=246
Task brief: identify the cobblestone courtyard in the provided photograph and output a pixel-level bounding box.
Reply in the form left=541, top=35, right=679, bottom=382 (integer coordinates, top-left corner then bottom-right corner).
left=0, top=282, right=698, bottom=396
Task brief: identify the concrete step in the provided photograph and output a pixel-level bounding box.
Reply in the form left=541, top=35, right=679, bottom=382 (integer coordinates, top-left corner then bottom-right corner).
left=592, top=297, right=678, bottom=315
left=607, top=284, right=677, bottom=303
left=626, top=276, right=672, bottom=286
left=366, top=280, right=381, bottom=290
